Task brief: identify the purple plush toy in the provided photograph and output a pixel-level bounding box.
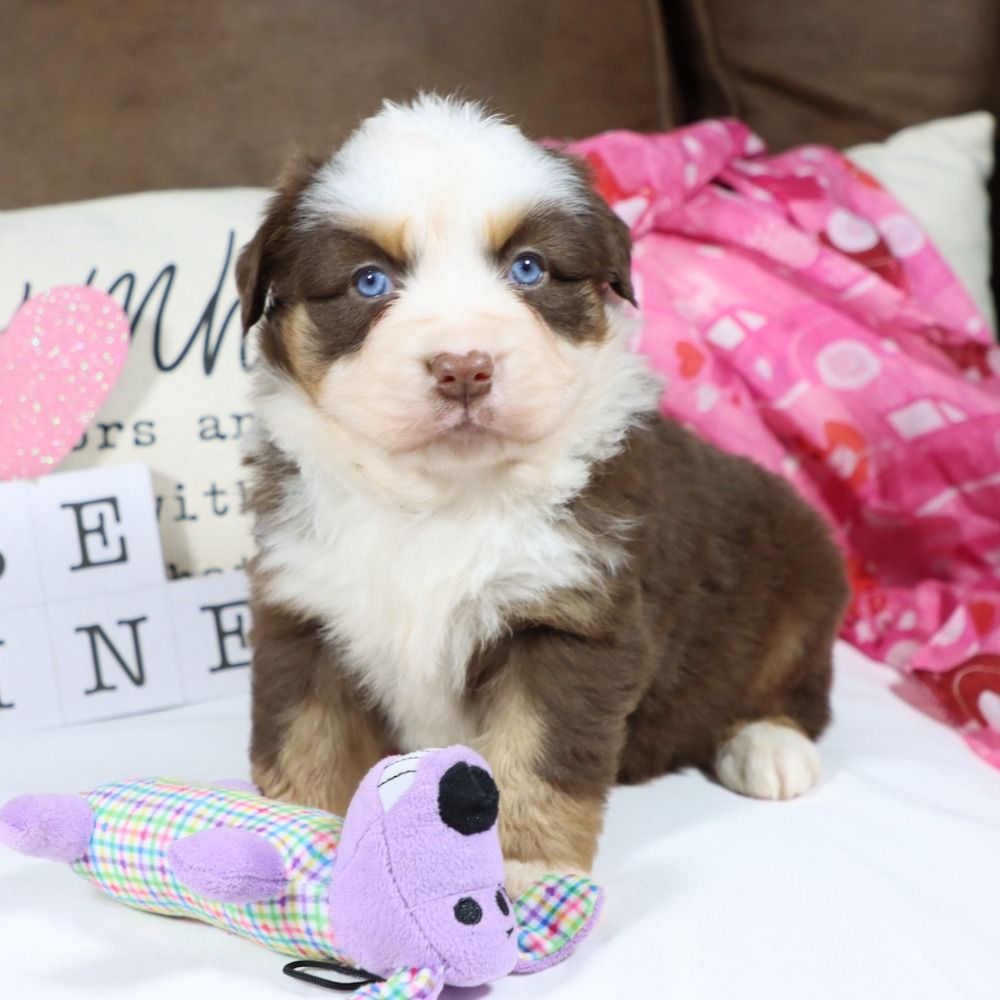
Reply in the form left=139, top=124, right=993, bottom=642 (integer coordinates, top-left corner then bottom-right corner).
left=0, top=746, right=603, bottom=999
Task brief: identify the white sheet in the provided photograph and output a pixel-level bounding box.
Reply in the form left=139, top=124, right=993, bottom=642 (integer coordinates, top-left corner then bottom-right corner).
left=2, top=642, right=998, bottom=999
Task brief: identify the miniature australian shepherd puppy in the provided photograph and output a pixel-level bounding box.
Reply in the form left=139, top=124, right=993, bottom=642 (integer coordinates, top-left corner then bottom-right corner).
left=238, top=95, right=848, bottom=893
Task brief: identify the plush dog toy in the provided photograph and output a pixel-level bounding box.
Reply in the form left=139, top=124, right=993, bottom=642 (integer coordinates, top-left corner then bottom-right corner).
left=0, top=746, right=602, bottom=998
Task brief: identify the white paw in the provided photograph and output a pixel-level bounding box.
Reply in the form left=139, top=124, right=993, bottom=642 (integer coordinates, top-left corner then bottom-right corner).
left=715, top=721, right=822, bottom=800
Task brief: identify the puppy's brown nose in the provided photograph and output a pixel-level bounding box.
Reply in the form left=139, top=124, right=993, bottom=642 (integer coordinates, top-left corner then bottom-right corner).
left=429, top=351, right=494, bottom=401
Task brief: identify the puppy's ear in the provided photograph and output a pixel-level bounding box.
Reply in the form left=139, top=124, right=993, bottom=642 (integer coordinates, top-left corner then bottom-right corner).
left=549, top=149, right=637, bottom=307
left=236, top=154, right=323, bottom=333
left=235, top=225, right=270, bottom=334
left=592, top=194, right=636, bottom=307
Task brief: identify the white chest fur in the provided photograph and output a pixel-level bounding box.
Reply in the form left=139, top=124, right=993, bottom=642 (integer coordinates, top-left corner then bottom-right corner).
left=256, top=475, right=603, bottom=749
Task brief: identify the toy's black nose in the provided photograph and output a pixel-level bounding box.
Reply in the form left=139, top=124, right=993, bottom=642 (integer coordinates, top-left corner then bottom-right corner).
left=438, top=761, right=499, bottom=835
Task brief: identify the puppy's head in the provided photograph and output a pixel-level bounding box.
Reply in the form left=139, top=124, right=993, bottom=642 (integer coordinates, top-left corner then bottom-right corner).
left=238, top=95, right=635, bottom=463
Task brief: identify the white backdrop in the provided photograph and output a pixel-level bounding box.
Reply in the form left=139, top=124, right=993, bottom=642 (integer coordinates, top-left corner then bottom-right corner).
left=1, top=643, right=998, bottom=1000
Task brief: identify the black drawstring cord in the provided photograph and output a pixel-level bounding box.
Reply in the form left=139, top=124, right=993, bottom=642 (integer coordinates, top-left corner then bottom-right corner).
left=282, top=959, right=384, bottom=992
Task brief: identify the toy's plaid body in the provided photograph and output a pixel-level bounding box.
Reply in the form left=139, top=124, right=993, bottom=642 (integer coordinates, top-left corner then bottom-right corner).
left=73, top=778, right=348, bottom=960
left=69, top=778, right=599, bottom=969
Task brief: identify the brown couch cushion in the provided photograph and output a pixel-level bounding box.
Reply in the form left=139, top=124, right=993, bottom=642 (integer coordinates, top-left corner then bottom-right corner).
left=0, top=0, right=674, bottom=209
left=675, top=0, right=999, bottom=148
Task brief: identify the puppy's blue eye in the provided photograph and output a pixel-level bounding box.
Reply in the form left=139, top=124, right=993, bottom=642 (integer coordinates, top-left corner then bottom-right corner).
left=509, top=253, right=545, bottom=287
left=353, top=267, right=392, bottom=298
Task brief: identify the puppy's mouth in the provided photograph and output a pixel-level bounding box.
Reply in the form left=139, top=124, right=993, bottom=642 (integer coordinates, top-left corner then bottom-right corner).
left=433, top=397, right=497, bottom=441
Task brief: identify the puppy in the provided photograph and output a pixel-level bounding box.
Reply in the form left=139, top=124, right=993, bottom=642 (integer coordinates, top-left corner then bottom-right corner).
left=238, top=96, right=849, bottom=893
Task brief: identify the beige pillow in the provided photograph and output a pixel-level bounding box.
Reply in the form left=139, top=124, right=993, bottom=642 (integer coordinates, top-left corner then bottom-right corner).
left=846, top=112, right=996, bottom=332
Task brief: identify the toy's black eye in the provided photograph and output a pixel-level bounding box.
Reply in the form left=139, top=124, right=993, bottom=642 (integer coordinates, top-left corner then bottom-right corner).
left=454, top=897, right=483, bottom=925
left=495, top=889, right=510, bottom=916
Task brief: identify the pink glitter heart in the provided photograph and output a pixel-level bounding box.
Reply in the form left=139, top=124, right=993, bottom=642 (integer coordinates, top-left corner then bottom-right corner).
left=0, top=286, right=130, bottom=481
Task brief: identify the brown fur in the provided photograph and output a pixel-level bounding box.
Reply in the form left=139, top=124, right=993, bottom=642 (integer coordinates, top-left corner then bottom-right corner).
left=497, top=200, right=635, bottom=341
left=472, top=683, right=604, bottom=873
left=247, top=594, right=391, bottom=815
left=236, top=156, right=323, bottom=336
left=542, top=149, right=637, bottom=306
left=596, top=420, right=847, bottom=785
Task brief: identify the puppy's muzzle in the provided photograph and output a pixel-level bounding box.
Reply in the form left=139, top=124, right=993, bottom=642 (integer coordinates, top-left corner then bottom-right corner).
left=429, top=351, right=494, bottom=403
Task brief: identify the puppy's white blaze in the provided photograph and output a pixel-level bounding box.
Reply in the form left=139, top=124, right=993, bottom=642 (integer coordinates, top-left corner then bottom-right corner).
left=715, top=721, right=822, bottom=800
left=300, top=94, right=587, bottom=234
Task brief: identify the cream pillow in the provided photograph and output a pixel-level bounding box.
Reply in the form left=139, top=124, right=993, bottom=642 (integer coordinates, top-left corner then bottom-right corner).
left=846, top=111, right=996, bottom=331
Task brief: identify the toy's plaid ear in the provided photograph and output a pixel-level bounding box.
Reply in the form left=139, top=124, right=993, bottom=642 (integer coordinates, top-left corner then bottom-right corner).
left=349, top=966, right=444, bottom=1000
left=513, top=875, right=605, bottom=975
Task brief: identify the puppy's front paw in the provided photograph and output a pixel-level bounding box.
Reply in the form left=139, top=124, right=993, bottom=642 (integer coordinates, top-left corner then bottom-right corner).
left=504, top=859, right=567, bottom=899
left=715, top=720, right=821, bottom=800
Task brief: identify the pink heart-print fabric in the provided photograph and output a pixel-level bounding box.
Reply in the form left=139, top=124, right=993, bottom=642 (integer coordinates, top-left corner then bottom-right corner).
left=567, top=120, right=1000, bottom=768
